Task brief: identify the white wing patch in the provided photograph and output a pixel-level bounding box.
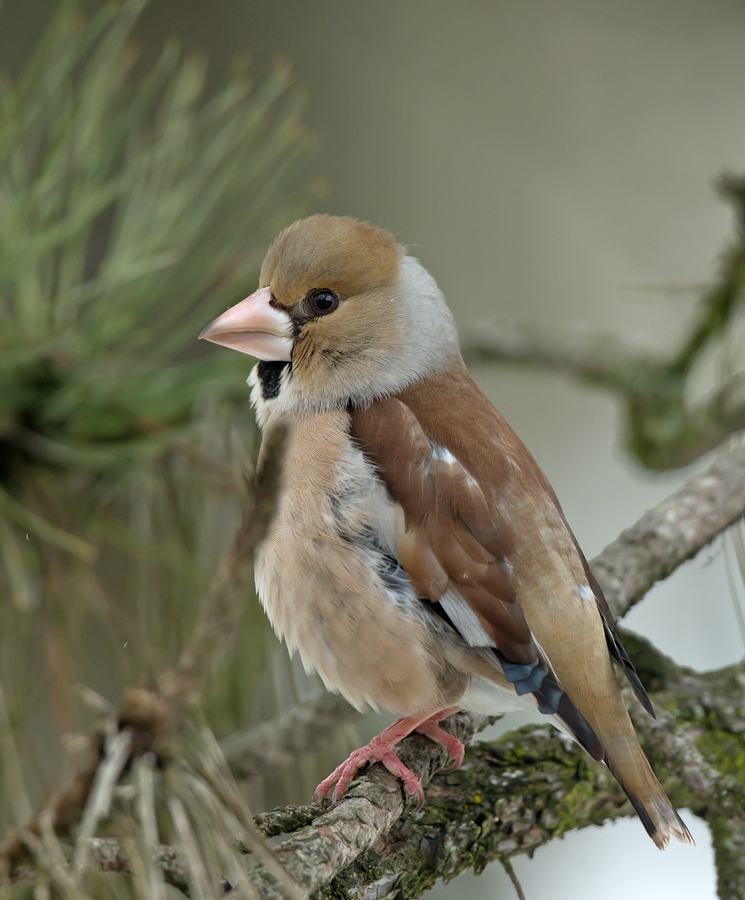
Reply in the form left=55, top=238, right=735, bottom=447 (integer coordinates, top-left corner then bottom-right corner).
left=430, top=442, right=480, bottom=488
left=438, top=591, right=495, bottom=648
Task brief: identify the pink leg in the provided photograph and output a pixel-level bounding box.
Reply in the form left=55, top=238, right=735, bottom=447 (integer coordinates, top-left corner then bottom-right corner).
left=315, top=714, right=429, bottom=807
left=415, top=707, right=464, bottom=771
left=314, top=708, right=463, bottom=809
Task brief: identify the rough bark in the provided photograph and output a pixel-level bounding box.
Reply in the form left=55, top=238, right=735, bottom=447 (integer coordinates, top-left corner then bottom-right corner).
left=591, top=440, right=745, bottom=618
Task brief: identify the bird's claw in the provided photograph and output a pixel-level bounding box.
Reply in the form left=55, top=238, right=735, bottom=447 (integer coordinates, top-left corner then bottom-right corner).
left=314, top=744, right=425, bottom=808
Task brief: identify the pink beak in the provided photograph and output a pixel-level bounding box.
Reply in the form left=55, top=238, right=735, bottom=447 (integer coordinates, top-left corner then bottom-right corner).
left=199, top=287, right=293, bottom=361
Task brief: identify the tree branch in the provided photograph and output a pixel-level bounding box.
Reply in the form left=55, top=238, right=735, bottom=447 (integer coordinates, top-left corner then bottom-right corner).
left=591, top=439, right=745, bottom=618
left=220, top=689, right=359, bottom=780
left=324, top=660, right=745, bottom=900
left=247, top=713, right=492, bottom=899
left=44, top=656, right=745, bottom=900
left=463, top=173, right=745, bottom=472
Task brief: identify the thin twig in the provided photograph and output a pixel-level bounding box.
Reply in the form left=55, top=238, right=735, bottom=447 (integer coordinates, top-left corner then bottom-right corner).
left=221, top=690, right=359, bottom=780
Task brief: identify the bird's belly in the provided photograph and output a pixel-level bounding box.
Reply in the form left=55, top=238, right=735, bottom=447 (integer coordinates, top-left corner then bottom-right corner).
left=255, top=526, right=453, bottom=714
left=253, top=415, right=464, bottom=715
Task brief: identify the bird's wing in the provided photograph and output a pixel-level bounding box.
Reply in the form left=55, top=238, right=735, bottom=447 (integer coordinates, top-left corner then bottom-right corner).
left=580, top=553, right=656, bottom=717
left=350, top=397, right=604, bottom=761
left=538, top=478, right=656, bottom=718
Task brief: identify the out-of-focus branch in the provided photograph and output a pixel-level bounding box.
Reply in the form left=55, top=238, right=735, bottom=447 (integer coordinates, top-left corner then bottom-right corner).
left=159, top=423, right=288, bottom=711
left=463, top=174, right=745, bottom=472
left=221, top=689, right=359, bottom=780
left=465, top=318, right=642, bottom=391
left=0, top=425, right=288, bottom=876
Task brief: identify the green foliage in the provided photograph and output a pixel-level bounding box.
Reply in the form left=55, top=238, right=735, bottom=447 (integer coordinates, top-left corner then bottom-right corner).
left=0, top=0, right=309, bottom=491
left=0, top=0, right=313, bottom=839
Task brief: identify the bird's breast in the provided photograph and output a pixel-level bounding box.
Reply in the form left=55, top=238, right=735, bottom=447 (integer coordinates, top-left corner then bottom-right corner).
left=254, top=409, right=466, bottom=714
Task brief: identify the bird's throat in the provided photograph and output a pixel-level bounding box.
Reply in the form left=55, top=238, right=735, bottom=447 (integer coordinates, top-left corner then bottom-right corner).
left=257, top=360, right=290, bottom=400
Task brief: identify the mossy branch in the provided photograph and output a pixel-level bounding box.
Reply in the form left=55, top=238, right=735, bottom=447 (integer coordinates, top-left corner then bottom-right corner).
left=23, top=658, right=745, bottom=900
left=463, top=174, right=745, bottom=471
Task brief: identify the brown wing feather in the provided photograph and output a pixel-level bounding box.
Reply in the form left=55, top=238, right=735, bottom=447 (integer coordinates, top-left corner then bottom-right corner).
left=350, top=397, right=530, bottom=659
left=350, top=397, right=604, bottom=760
left=538, top=476, right=656, bottom=718
left=393, top=361, right=655, bottom=717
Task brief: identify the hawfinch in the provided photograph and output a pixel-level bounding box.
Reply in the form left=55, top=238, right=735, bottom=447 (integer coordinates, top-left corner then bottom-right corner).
left=200, top=215, right=692, bottom=848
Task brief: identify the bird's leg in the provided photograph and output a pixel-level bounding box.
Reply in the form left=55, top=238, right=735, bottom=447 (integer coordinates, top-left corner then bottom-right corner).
left=414, top=706, right=464, bottom=771
left=315, top=710, right=453, bottom=808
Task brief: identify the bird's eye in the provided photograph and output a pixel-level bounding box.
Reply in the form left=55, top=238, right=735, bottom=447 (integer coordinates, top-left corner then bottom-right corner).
left=307, top=289, right=340, bottom=316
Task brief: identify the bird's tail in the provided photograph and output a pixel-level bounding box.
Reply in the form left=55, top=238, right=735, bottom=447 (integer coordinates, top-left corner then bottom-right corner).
left=604, top=740, right=693, bottom=849
left=461, top=652, right=693, bottom=848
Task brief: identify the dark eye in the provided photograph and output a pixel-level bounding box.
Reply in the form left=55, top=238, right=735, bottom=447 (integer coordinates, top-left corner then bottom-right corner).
left=307, top=288, right=339, bottom=315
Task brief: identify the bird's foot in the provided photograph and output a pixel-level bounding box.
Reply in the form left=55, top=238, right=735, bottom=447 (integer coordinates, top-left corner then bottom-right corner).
left=314, top=745, right=426, bottom=808
left=314, top=715, right=427, bottom=807
left=415, top=719, right=465, bottom=771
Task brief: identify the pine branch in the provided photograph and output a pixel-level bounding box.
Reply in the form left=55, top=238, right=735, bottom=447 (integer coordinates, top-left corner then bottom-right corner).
left=0, top=425, right=288, bottom=877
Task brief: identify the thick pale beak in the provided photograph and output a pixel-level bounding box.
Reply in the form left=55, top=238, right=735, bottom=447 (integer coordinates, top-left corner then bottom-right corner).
left=198, top=287, right=293, bottom=361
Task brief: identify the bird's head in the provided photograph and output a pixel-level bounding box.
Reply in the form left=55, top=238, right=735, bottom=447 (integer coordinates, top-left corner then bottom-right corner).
left=200, top=215, right=460, bottom=417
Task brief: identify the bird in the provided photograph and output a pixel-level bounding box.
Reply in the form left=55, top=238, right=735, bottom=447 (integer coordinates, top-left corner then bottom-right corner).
left=199, top=214, right=692, bottom=849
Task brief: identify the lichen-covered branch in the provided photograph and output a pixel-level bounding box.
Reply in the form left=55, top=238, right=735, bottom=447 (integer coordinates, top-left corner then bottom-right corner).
left=319, top=650, right=745, bottom=900
left=246, top=712, right=492, bottom=899
left=463, top=174, right=745, bottom=472
left=48, top=652, right=745, bottom=900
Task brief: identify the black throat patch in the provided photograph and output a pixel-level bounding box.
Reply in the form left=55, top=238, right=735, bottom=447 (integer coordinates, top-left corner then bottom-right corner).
left=257, top=360, right=290, bottom=400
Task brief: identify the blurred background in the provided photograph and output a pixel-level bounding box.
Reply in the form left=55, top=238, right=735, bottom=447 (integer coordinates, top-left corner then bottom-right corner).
left=2, top=1, right=745, bottom=898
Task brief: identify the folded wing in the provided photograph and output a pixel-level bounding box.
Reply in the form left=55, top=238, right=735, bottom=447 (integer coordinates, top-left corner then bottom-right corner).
left=350, top=397, right=604, bottom=762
